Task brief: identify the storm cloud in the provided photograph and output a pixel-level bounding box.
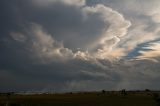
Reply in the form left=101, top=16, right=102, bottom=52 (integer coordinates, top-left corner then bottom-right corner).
left=0, top=0, right=160, bottom=92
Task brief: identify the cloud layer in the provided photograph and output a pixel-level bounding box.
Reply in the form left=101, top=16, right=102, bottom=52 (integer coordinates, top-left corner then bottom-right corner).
left=0, top=0, right=160, bottom=92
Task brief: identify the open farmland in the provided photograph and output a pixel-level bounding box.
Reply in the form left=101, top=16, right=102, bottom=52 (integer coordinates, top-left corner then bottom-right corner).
left=0, top=91, right=159, bottom=106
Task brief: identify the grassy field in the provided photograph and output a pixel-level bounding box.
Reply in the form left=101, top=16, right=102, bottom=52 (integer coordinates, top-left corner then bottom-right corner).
left=0, top=92, right=159, bottom=106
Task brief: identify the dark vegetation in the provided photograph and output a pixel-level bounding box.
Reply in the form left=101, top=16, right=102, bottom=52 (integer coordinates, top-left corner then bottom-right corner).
left=0, top=90, right=160, bottom=106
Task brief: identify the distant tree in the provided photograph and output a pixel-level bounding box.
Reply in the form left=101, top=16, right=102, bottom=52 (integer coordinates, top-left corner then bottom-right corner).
left=6, top=92, right=14, bottom=106
left=145, top=89, right=151, bottom=92
left=102, top=90, right=106, bottom=94
left=69, top=92, right=73, bottom=94
left=7, top=92, right=12, bottom=99
left=121, top=89, right=127, bottom=95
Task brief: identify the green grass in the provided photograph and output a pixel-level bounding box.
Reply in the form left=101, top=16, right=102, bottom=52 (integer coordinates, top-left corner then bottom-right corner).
left=0, top=92, right=158, bottom=106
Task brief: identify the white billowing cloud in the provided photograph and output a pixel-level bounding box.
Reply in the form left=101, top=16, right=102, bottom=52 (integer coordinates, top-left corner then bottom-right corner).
left=74, top=51, right=90, bottom=61
left=84, top=0, right=160, bottom=65
left=98, top=0, right=160, bottom=60
left=120, top=24, right=160, bottom=51
left=136, top=42, right=160, bottom=62
left=60, top=0, right=85, bottom=6
left=111, top=0, right=160, bottom=62
left=10, top=23, right=92, bottom=63
left=30, top=24, right=74, bottom=62
left=34, top=1, right=131, bottom=60
left=83, top=4, right=131, bottom=42
left=11, top=1, right=131, bottom=62
left=96, top=48, right=126, bottom=61
left=11, top=24, right=74, bottom=62
left=33, top=0, right=85, bottom=7
left=82, top=4, right=131, bottom=59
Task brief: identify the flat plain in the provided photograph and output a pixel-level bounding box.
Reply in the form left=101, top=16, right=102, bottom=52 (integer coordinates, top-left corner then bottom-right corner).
left=0, top=91, right=159, bottom=106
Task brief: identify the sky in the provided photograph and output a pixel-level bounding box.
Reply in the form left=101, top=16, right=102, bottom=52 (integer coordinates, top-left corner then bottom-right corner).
left=0, top=0, right=160, bottom=92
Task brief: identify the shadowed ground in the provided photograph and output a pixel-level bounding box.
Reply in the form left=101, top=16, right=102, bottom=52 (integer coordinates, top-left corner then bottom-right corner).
left=0, top=92, right=159, bottom=106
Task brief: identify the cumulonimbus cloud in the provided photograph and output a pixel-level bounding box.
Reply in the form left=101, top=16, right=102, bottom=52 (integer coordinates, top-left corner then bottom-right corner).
left=82, top=4, right=131, bottom=60
left=2, top=0, right=160, bottom=92
left=11, top=0, right=131, bottom=62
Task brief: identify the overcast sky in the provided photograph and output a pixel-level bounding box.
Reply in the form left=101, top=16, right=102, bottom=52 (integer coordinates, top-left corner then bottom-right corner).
left=0, top=0, right=160, bottom=92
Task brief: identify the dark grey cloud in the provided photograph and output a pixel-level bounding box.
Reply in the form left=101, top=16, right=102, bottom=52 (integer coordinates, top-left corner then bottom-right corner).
left=0, top=0, right=160, bottom=92
left=0, top=0, right=108, bottom=51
